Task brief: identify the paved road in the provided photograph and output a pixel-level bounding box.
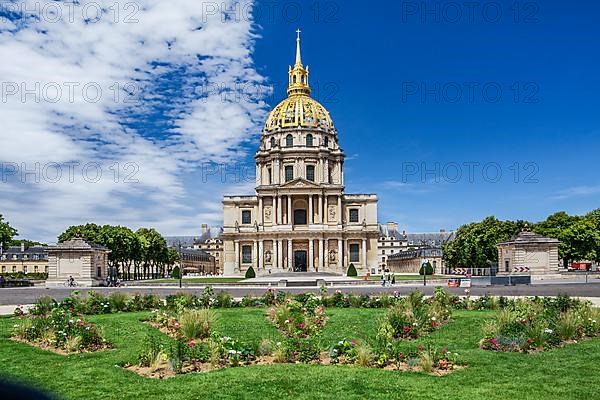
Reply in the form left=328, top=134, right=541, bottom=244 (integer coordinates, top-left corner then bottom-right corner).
left=1, top=282, right=599, bottom=305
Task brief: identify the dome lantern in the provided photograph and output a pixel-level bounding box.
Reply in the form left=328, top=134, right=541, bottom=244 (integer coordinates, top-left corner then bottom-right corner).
left=264, top=30, right=335, bottom=134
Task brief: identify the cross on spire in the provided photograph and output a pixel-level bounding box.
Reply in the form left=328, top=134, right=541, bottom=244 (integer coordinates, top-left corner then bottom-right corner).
left=295, top=28, right=302, bottom=66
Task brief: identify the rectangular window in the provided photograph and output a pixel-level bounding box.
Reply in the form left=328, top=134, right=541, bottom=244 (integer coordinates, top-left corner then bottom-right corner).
left=306, top=165, right=315, bottom=181
left=34, top=266, right=39, bottom=273
left=23, top=266, right=27, bottom=273
left=97, top=267, right=102, bottom=277
left=1, top=266, right=5, bottom=273
left=285, top=166, right=294, bottom=182
left=349, top=208, right=359, bottom=223
left=242, top=245, right=252, bottom=264
left=349, top=244, right=360, bottom=263
left=268, top=168, right=272, bottom=184
left=12, top=266, right=16, bottom=273
left=242, top=210, right=252, bottom=224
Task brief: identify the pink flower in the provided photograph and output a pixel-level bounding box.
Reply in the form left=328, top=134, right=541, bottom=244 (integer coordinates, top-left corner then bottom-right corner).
left=189, top=341, right=196, bottom=348
left=490, top=338, right=498, bottom=345
left=441, top=347, right=447, bottom=353
left=351, top=340, right=357, bottom=346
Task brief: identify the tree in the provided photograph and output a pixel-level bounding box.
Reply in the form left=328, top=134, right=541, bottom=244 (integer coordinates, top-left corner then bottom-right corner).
left=347, top=263, right=357, bottom=277
left=443, top=216, right=526, bottom=269
left=559, top=219, right=600, bottom=266
left=419, top=261, right=433, bottom=275
left=0, top=214, right=18, bottom=251
left=245, top=266, right=256, bottom=279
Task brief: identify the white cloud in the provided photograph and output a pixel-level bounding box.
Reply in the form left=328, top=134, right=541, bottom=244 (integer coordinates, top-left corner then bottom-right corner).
left=0, top=0, right=269, bottom=242
left=552, top=184, right=600, bottom=200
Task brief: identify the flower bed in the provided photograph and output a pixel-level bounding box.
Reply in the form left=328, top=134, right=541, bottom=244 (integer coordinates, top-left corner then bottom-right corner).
left=480, top=297, right=600, bottom=352
left=12, top=308, right=111, bottom=354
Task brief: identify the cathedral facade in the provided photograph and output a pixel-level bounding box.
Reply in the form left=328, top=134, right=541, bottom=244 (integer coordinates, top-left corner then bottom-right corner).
left=222, top=32, right=379, bottom=276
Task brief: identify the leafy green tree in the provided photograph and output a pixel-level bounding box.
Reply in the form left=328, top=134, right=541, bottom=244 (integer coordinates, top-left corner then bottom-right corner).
left=443, top=216, right=526, bottom=269
left=0, top=214, right=18, bottom=251
left=559, top=218, right=600, bottom=265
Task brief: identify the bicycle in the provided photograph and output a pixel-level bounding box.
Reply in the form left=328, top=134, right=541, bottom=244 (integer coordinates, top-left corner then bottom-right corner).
left=63, top=279, right=78, bottom=287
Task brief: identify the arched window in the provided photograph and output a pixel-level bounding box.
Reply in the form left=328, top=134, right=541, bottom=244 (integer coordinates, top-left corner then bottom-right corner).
left=270, top=137, right=275, bottom=148
left=286, top=134, right=293, bottom=147
left=306, top=134, right=313, bottom=147
left=324, top=136, right=329, bottom=147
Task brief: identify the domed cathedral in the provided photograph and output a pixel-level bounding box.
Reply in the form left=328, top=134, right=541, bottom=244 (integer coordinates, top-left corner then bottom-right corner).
left=222, top=31, right=379, bottom=276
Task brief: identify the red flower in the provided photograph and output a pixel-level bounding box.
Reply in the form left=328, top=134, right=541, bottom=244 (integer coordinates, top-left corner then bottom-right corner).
left=403, top=326, right=411, bottom=333
left=351, top=340, right=357, bottom=346
left=519, top=319, right=526, bottom=325
left=417, top=345, right=423, bottom=351
left=189, top=341, right=196, bottom=348
left=441, top=347, right=447, bottom=353
left=399, top=353, right=405, bottom=358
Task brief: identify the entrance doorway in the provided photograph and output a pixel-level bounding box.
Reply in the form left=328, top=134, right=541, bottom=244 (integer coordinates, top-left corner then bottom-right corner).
left=294, top=250, right=307, bottom=272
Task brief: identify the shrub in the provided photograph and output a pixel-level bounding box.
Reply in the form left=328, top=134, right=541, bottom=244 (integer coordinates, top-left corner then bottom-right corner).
left=347, top=263, right=357, bottom=277
left=557, top=310, right=579, bottom=341
left=30, top=296, right=57, bottom=315
left=171, top=266, right=181, bottom=279
left=419, top=351, right=434, bottom=373
left=178, top=309, right=216, bottom=340
left=257, top=339, right=275, bottom=356
left=216, top=291, right=233, bottom=308
left=355, top=343, right=374, bottom=367
left=109, top=292, right=129, bottom=312
left=419, top=262, right=433, bottom=275
left=245, top=266, right=256, bottom=279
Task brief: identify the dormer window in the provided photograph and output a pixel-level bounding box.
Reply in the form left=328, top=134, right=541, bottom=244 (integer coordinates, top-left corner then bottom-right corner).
left=270, top=137, right=276, bottom=148
left=286, top=134, right=293, bottom=147
left=324, top=136, right=329, bottom=147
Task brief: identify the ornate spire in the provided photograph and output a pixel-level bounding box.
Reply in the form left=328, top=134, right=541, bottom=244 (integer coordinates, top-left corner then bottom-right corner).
left=288, top=29, right=311, bottom=97
left=295, top=29, right=302, bottom=66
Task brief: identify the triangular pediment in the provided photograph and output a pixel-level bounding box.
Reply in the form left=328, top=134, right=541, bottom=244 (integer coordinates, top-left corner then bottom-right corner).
left=278, top=178, right=322, bottom=189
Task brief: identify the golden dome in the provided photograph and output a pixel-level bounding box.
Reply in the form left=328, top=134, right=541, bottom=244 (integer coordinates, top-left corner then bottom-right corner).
left=263, top=30, right=335, bottom=134
left=264, top=96, right=334, bottom=133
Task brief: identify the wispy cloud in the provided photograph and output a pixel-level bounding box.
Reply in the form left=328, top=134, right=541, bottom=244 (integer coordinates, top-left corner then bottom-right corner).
left=0, top=1, right=268, bottom=242
left=552, top=184, right=600, bottom=200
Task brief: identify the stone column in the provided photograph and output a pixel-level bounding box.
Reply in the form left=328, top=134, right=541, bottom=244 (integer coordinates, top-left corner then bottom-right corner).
left=319, top=238, right=324, bottom=271
left=258, top=197, right=263, bottom=224
left=324, top=239, right=329, bottom=270
left=337, top=196, right=342, bottom=224
left=277, top=195, right=282, bottom=225
left=277, top=239, right=283, bottom=269
left=318, top=195, right=323, bottom=224
left=338, top=239, right=343, bottom=270
left=362, top=239, right=367, bottom=270
left=309, top=239, right=314, bottom=271
left=258, top=240, right=263, bottom=270
left=325, top=159, right=329, bottom=183
left=234, top=241, right=240, bottom=271
left=253, top=240, right=258, bottom=270
left=308, top=195, right=313, bottom=225
left=287, top=240, right=293, bottom=271
left=287, top=195, right=292, bottom=225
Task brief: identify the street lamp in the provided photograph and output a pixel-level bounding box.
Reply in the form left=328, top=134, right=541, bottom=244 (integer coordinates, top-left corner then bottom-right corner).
left=178, top=241, right=183, bottom=289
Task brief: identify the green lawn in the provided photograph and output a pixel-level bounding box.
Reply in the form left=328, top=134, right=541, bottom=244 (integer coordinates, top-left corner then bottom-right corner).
left=144, top=277, right=244, bottom=284
left=1, top=308, right=599, bottom=399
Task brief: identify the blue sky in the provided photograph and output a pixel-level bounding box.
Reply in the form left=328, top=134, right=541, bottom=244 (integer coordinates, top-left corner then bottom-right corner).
left=0, top=0, right=598, bottom=242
